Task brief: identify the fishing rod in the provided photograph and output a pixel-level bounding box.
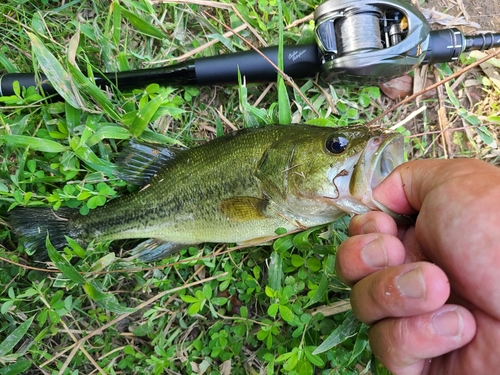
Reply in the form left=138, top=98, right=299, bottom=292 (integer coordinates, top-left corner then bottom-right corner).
left=1, top=0, right=500, bottom=97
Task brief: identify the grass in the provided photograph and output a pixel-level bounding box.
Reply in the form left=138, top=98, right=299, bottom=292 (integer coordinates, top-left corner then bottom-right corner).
left=0, top=1, right=499, bottom=374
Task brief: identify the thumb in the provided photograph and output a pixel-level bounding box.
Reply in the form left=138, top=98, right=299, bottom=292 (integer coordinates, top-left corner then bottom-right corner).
left=373, top=159, right=499, bottom=215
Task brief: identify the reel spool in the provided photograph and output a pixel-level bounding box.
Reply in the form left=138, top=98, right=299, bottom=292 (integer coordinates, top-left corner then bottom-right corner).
left=314, top=0, right=430, bottom=84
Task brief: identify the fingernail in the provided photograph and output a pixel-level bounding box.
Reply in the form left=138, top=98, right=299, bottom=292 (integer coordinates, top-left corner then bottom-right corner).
left=395, top=267, right=426, bottom=299
left=432, top=310, right=462, bottom=337
left=361, top=239, right=387, bottom=268
left=361, top=219, right=379, bottom=234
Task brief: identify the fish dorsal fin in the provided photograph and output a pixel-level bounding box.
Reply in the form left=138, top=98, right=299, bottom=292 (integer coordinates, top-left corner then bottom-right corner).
left=115, top=141, right=185, bottom=186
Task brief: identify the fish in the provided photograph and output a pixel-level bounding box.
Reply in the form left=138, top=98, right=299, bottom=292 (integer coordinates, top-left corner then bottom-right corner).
left=9, top=124, right=404, bottom=262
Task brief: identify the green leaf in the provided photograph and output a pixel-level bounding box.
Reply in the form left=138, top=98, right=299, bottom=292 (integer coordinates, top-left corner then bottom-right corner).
left=96, top=295, right=136, bottom=314
left=304, top=273, right=329, bottom=308
left=268, top=303, right=279, bottom=318
left=277, top=0, right=291, bottom=125
left=27, top=32, right=80, bottom=107
left=84, top=282, right=109, bottom=301
left=87, top=125, right=130, bottom=146
left=0, top=316, right=35, bottom=357
left=87, top=253, right=116, bottom=272
left=273, top=235, right=294, bottom=253
left=291, top=254, right=304, bottom=267
left=304, top=346, right=325, bottom=367
left=476, top=126, right=496, bottom=147
left=307, top=257, right=322, bottom=272
left=67, top=64, right=120, bottom=121
left=312, top=311, right=360, bottom=354
left=129, top=91, right=170, bottom=137
left=180, top=295, right=200, bottom=303
left=347, top=327, right=369, bottom=365
left=268, top=251, right=283, bottom=291
left=118, top=5, right=167, bottom=39
left=278, top=304, right=294, bottom=322
left=0, top=359, right=33, bottom=375
left=0, top=135, right=67, bottom=153
left=46, top=237, right=86, bottom=285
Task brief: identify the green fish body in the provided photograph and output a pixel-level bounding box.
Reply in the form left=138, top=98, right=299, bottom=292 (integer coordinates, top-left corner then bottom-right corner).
left=10, top=124, right=403, bottom=261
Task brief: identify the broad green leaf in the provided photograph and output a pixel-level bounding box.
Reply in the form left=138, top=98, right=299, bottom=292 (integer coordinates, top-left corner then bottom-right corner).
left=0, top=316, right=35, bottom=357
left=27, top=32, right=80, bottom=107
left=46, top=237, right=86, bottom=285
left=290, top=254, right=304, bottom=267
left=312, top=311, right=360, bottom=354
left=0, top=135, right=67, bottom=153
left=118, top=5, right=167, bottom=39
left=180, top=294, right=200, bottom=303
left=268, top=303, right=279, bottom=318
left=304, top=346, right=325, bottom=367
left=279, top=304, right=294, bottom=322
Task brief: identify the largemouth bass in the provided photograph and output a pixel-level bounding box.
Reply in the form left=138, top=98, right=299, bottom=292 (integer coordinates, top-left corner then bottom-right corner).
left=10, top=124, right=403, bottom=261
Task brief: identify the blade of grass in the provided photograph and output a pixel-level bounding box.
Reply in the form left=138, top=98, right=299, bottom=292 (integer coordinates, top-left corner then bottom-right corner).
left=0, top=135, right=67, bottom=153
left=0, top=316, right=35, bottom=357
left=27, top=32, right=81, bottom=108
left=277, top=0, right=291, bottom=125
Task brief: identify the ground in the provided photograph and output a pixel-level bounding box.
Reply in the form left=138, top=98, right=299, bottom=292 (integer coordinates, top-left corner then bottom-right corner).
left=438, top=0, right=500, bottom=30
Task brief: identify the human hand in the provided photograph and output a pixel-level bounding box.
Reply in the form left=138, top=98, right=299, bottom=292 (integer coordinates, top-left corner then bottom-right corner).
left=336, top=159, right=500, bottom=374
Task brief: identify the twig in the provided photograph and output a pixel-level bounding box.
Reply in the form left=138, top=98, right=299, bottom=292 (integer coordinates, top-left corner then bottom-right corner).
left=284, top=13, right=314, bottom=30
left=434, top=70, right=453, bottom=158
left=389, top=105, right=427, bottom=130
left=366, top=49, right=500, bottom=127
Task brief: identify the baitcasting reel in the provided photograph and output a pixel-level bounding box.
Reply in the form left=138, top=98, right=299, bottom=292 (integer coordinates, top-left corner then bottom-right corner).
left=314, top=0, right=430, bottom=83
left=1, top=0, right=500, bottom=96
left=314, top=0, right=500, bottom=83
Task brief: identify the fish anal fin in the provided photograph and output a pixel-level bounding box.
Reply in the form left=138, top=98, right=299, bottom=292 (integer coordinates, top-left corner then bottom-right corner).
left=115, top=141, right=185, bottom=186
left=218, top=196, right=269, bottom=222
left=131, top=238, right=188, bottom=262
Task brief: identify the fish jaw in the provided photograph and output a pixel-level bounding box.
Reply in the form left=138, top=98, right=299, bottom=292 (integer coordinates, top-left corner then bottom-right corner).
left=349, top=132, right=405, bottom=213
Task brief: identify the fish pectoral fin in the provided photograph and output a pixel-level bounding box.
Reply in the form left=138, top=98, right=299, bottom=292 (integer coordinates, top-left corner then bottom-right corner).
left=130, top=238, right=188, bottom=262
left=218, top=196, right=269, bottom=222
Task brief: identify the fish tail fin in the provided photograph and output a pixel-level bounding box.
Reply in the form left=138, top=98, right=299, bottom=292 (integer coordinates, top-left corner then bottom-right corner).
left=9, top=207, right=75, bottom=260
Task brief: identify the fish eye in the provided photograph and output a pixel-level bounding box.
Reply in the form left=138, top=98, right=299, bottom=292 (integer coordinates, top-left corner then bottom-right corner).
left=325, top=136, right=349, bottom=154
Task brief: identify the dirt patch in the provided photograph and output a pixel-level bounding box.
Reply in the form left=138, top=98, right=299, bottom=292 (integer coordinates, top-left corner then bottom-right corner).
left=425, top=0, right=500, bottom=31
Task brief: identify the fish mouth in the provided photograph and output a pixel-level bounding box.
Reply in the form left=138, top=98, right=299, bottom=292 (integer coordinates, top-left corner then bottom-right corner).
left=368, top=133, right=404, bottom=191
left=349, top=131, right=404, bottom=213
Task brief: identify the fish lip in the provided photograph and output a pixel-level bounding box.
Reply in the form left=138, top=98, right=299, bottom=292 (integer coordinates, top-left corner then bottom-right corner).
left=350, top=132, right=404, bottom=211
